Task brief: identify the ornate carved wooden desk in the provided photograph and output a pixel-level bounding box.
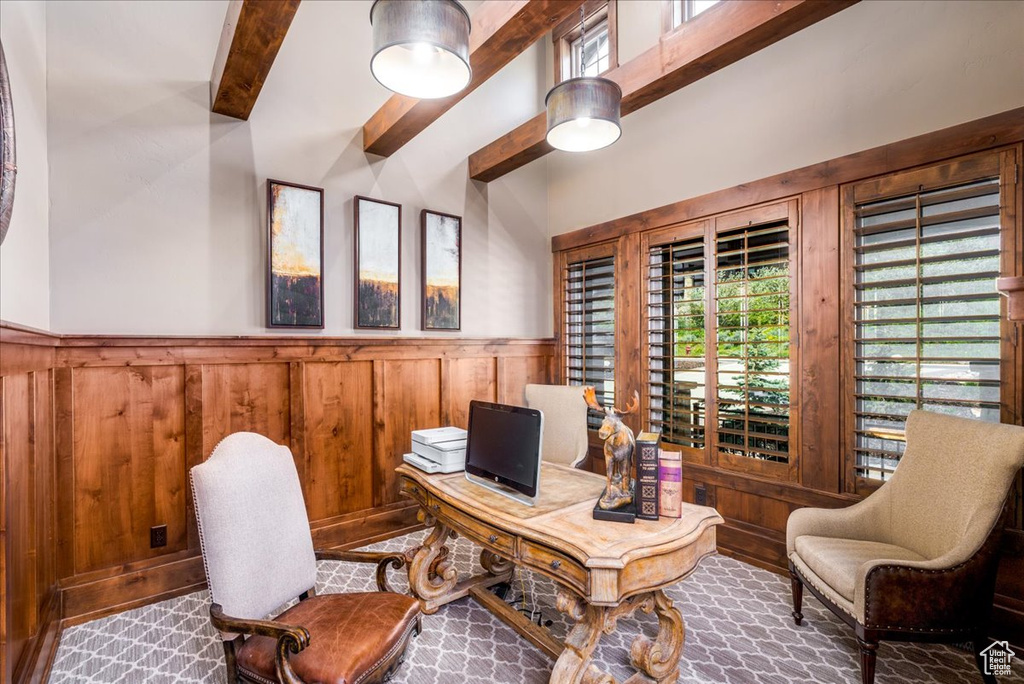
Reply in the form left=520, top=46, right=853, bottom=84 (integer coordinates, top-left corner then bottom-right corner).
left=396, top=462, right=724, bottom=684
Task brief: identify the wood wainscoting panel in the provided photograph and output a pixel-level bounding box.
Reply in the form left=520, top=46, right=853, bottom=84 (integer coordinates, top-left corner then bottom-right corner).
left=33, top=371, right=56, bottom=639
left=71, top=366, right=187, bottom=575
left=302, top=361, right=375, bottom=520
left=201, top=362, right=291, bottom=452
left=714, top=487, right=796, bottom=537
left=4, top=373, right=35, bottom=678
left=447, top=357, right=497, bottom=429
left=0, top=329, right=60, bottom=684
left=377, top=359, right=442, bottom=506
left=497, top=355, right=553, bottom=405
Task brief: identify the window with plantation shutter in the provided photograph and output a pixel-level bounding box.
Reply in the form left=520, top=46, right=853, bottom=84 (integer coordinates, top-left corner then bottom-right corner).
left=714, top=219, right=794, bottom=470
left=646, top=232, right=708, bottom=451
left=849, top=173, right=1005, bottom=482
left=563, top=252, right=615, bottom=430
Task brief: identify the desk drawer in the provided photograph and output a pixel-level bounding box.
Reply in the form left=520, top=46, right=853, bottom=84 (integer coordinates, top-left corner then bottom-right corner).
left=429, top=498, right=516, bottom=557
left=521, top=541, right=588, bottom=595
left=399, top=477, right=428, bottom=506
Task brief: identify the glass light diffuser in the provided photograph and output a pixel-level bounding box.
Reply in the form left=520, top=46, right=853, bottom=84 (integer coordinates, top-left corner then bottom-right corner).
left=370, top=0, right=471, bottom=100
left=545, top=77, right=622, bottom=152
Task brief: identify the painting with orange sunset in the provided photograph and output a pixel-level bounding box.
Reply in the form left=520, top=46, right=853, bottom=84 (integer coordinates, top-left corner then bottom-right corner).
left=355, top=197, right=401, bottom=328
left=268, top=181, right=323, bottom=328
left=422, top=210, right=461, bottom=330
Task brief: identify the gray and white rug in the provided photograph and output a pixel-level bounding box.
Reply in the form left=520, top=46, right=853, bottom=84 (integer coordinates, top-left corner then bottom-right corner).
left=49, top=531, right=1024, bottom=683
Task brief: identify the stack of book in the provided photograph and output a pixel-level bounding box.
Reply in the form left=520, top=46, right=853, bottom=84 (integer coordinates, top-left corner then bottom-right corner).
left=403, top=426, right=468, bottom=474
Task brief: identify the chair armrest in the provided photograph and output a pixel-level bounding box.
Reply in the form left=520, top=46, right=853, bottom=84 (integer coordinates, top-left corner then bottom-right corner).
left=210, top=603, right=308, bottom=684
left=786, top=496, right=885, bottom=556
left=854, top=553, right=1000, bottom=631
left=314, top=549, right=409, bottom=593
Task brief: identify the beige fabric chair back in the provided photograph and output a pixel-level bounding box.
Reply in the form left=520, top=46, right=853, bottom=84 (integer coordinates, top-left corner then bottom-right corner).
left=885, top=410, right=1024, bottom=560
left=191, top=432, right=317, bottom=622
left=525, top=384, right=589, bottom=468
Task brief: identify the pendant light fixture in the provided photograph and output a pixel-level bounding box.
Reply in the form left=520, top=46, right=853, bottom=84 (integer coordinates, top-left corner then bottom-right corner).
left=370, top=0, right=472, bottom=100
left=545, top=7, right=622, bottom=153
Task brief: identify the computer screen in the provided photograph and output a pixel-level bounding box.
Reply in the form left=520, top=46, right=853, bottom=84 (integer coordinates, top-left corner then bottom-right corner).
left=464, top=400, right=543, bottom=502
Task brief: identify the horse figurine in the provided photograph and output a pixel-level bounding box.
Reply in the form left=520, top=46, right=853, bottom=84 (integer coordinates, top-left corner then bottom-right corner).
left=583, top=387, right=640, bottom=511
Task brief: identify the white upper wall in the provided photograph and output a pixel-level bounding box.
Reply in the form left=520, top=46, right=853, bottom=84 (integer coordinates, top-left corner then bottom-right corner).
left=46, top=0, right=552, bottom=337
left=547, top=0, right=1024, bottom=236
left=10, top=0, right=1024, bottom=334
left=0, top=0, right=49, bottom=330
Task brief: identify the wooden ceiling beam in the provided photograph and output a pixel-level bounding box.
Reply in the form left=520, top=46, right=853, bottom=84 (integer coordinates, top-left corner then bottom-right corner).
left=363, top=0, right=586, bottom=158
left=211, top=0, right=301, bottom=120
left=469, top=0, right=859, bottom=183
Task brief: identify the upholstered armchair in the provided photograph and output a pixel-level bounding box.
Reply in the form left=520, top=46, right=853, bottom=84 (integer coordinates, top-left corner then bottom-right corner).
left=787, top=410, right=1024, bottom=684
left=191, top=432, right=421, bottom=684
left=525, top=383, right=589, bottom=468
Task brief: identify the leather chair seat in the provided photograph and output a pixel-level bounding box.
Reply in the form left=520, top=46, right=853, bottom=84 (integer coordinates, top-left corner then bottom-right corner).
left=237, top=592, right=420, bottom=684
left=794, top=535, right=926, bottom=603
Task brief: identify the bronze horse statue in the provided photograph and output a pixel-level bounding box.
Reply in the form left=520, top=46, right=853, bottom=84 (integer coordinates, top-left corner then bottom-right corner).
left=583, top=387, right=640, bottom=511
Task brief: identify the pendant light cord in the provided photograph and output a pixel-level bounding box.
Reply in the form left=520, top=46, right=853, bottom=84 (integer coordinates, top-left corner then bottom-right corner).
left=578, top=6, right=588, bottom=78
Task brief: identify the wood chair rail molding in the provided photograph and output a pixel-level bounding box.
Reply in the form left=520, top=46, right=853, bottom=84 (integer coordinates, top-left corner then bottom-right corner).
left=468, top=0, right=859, bottom=183
left=0, top=325, right=555, bottom=684
left=362, top=0, right=587, bottom=157
left=211, top=0, right=301, bottom=120
left=550, top=106, right=1024, bottom=253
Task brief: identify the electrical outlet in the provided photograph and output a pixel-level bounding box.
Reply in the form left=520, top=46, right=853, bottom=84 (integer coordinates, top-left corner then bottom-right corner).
left=695, top=484, right=707, bottom=507
left=150, top=524, right=167, bottom=548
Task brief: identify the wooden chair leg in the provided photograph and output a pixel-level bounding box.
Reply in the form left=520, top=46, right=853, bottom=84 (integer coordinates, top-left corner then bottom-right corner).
left=857, top=638, right=878, bottom=684
left=972, top=632, right=997, bottom=684
left=223, top=636, right=243, bottom=683
left=789, top=569, right=804, bottom=626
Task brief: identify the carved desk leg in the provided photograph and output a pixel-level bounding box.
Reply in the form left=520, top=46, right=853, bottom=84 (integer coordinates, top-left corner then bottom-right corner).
left=550, top=589, right=617, bottom=684
left=549, top=588, right=684, bottom=684
left=406, top=512, right=458, bottom=614
left=629, top=590, right=684, bottom=684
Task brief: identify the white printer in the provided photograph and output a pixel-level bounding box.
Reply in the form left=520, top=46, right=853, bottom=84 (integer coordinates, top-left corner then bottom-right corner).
left=403, top=426, right=468, bottom=473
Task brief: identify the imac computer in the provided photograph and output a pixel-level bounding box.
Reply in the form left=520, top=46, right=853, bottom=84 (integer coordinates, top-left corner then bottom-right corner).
left=464, top=400, right=543, bottom=506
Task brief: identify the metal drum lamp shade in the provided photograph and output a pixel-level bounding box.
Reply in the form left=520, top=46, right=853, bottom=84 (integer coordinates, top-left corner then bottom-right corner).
left=370, top=0, right=471, bottom=100
left=545, top=76, right=622, bottom=152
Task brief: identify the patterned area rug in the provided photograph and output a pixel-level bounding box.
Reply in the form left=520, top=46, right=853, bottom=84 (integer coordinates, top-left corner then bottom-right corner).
left=49, top=531, right=1024, bottom=683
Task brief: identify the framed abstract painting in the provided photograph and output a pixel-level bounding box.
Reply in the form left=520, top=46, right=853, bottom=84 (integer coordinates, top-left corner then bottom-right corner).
left=354, top=196, right=402, bottom=329
left=421, top=210, right=461, bottom=331
left=266, top=179, right=324, bottom=328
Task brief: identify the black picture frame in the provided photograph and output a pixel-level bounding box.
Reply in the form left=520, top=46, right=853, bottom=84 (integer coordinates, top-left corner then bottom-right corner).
left=421, top=209, right=462, bottom=331
left=266, top=179, right=325, bottom=329
left=354, top=195, right=402, bottom=329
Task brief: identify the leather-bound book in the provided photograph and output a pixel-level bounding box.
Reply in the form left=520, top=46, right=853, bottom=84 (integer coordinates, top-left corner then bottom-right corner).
left=635, top=432, right=661, bottom=521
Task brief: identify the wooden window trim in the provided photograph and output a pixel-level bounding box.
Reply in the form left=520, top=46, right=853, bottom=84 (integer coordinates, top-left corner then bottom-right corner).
left=840, top=147, right=1022, bottom=496
left=553, top=0, right=618, bottom=83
